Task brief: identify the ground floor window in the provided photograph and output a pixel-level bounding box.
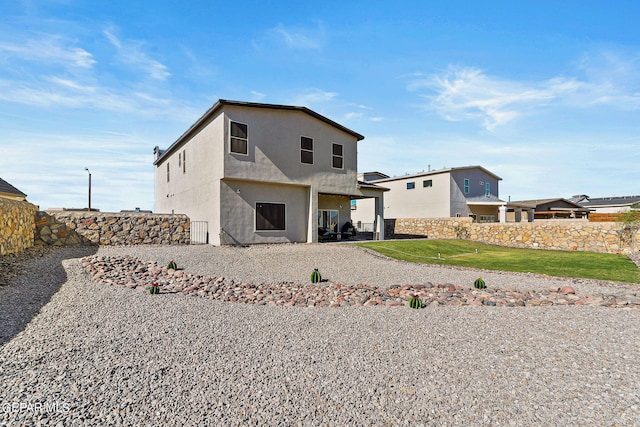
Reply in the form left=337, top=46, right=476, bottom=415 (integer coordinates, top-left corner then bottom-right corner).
left=479, top=215, right=496, bottom=223
left=318, top=209, right=339, bottom=232
left=256, top=202, right=285, bottom=231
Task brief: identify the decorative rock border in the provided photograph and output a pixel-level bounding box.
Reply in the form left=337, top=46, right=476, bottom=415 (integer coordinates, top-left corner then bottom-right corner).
left=81, top=255, right=640, bottom=308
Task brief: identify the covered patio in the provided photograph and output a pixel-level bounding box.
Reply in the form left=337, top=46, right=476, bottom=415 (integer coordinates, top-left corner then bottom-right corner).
left=314, top=181, right=388, bottom=242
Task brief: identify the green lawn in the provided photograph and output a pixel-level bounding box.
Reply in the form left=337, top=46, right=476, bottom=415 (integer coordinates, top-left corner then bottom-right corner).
left=357, top=240, right=640, bottom=283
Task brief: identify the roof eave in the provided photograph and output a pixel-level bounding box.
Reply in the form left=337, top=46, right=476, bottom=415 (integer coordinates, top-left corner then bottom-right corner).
left=154, top=99, right=365, bottom=165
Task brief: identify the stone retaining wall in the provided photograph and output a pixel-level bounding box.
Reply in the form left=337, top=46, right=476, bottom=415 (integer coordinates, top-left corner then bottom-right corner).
left=0, top=198, right=38, bottom=255
left=386, top=218, right=640, bottom=254
left=34, top=211, right=93, bottom=247
left=46, top=211, right=190, bottom=245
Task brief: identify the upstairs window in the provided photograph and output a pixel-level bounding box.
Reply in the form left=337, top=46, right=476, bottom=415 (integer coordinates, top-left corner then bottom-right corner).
left=406, top=182, right=415, bottom=190
left=332, top=143, right=343, bottom=169
left=464, top=179, right=469, bottom=193
left=230, top=121, right=248, bottom=155
left=423, top=179, right=432, bottom=187
left=485, top=182, right=491, bottom=197
left=301, top=136, right=314, bottom=164
left=166, top=163, right=170, bottom=182
left=178, top=153, right=182, bottom=168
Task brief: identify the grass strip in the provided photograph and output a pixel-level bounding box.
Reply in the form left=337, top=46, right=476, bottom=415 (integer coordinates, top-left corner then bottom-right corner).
left=357, top=240, right=640, bottom=283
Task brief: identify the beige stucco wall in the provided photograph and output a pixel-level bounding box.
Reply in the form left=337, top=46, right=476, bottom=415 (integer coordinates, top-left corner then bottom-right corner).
left=351, top=197, right=375, bottom=226
left=371, top=173, right=451, bottom=219
left=0, top=198, right=37, bottom=255
left=353, top=168, right=501, bottom=224
left=219, top=180, right=309, bottom=245
left=589, top=206, right=633, bottom=214
left=155, top=112, right=224, bottom=234
left=220, top=106, right=359, bottom=194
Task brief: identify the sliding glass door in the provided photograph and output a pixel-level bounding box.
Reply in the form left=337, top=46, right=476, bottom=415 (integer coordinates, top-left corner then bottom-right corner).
left=318, top=210, right=339, bottom=232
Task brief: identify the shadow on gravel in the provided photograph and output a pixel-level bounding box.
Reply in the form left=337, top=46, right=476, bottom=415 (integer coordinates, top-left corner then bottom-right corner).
left=0, top=246, right=98, bottom=345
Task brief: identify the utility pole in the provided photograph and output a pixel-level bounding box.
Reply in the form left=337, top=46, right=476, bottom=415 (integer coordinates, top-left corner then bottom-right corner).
left=85, top=167, right=92, bottom=211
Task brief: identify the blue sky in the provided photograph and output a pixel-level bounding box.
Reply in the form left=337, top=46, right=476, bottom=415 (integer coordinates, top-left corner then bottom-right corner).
left=2, top=0, right=639, bottom=212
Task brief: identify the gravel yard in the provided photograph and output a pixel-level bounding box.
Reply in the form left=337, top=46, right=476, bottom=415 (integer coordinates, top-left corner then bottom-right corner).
left=1, top=244, right=640, bottom=426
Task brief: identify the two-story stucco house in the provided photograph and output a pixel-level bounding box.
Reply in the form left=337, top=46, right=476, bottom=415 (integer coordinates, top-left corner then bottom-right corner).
left=154, top=99, right=385, bottom=245
left=351, top=166, right=523, bottom=225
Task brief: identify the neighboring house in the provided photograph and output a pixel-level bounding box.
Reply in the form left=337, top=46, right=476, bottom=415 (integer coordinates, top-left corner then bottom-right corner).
left=154, top=99, right=386, bottom=245
left=0, top=177, right=27, bottom=201
left=510, top=198, right=590, bottom=219
left=351, top=166, right=524, bottom=225
left=570, top=194, right=640, bottom=214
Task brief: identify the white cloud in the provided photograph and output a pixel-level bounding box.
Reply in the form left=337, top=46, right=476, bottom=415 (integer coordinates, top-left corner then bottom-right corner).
left=103, top=27, right=171, bottom=81
left=270, top=21, right=325, bottom=50
left=409, top=66, right=579, bottom=131
left=0, top=36, right=96, bottom=68
left=288, top=88, right=338, bottom=107
left=134, top=92, right=170, bottom=105
left=250, top=91, right=266, bottom=102
left=46, top=76, right=96, bottom=93
left=410, top=51, right=640, bottom=131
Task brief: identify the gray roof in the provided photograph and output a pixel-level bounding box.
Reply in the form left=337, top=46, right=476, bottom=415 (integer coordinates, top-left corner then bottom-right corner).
left=357, top=180, right=390, bottom=192
left=155, top=99, right=365, bottom=165
left=0, top=177, right=26, bottom=197
left=365, top=165, right=502, bottom=183
left=510, top=198, right=588, bottom=210
left=578, top=195, right=640, bottom=207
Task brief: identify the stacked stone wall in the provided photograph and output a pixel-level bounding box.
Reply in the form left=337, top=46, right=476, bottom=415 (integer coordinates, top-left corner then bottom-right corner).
left=386, top=218, right=640, bottom=254
left=46, top=211, right=190, bottom=245
left=34, top=211, right=93, bottom=247
left=0, top=198, right=37, bottom=255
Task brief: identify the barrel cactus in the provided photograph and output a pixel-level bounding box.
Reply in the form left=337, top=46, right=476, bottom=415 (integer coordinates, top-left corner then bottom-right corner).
left=149, top=282, right=160, bottom=294
left=310, top=268, right=322, bottom=284
left=167, top=260, right=177, bottom=270
left=408, top=294, right=423, bottom=309
left=474, top=277, right=486, bottom=289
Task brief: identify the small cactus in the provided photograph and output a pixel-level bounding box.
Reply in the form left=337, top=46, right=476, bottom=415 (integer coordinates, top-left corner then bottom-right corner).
left=149, top=282, right=160, bottom=294
left=408, top=294, right=423, bottom=309
left=167, top=260, right=177, bottom=270
left=310, top=268, right=322, bottom=283
left=474, top=277, right=486, bottom=289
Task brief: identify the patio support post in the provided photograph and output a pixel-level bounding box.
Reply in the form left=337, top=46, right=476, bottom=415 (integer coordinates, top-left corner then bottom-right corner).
left=308, top=187, right=318, bottom=243
left=374, top=195, right=385, bottom=240
left=499, top=205, right=507, bottom=223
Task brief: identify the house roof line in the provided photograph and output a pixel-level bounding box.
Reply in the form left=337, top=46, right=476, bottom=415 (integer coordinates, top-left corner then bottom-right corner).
left=357, top=180, right=390, bottom=192
left=363, top=165, right=502, bottom=183
left=511, top=198, right=589, bottom=210
left=154, top=99, right=365, bottom=165
left=579, top=195, right=640, bottom=206
left=0, top=177, right=27, bottom=198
